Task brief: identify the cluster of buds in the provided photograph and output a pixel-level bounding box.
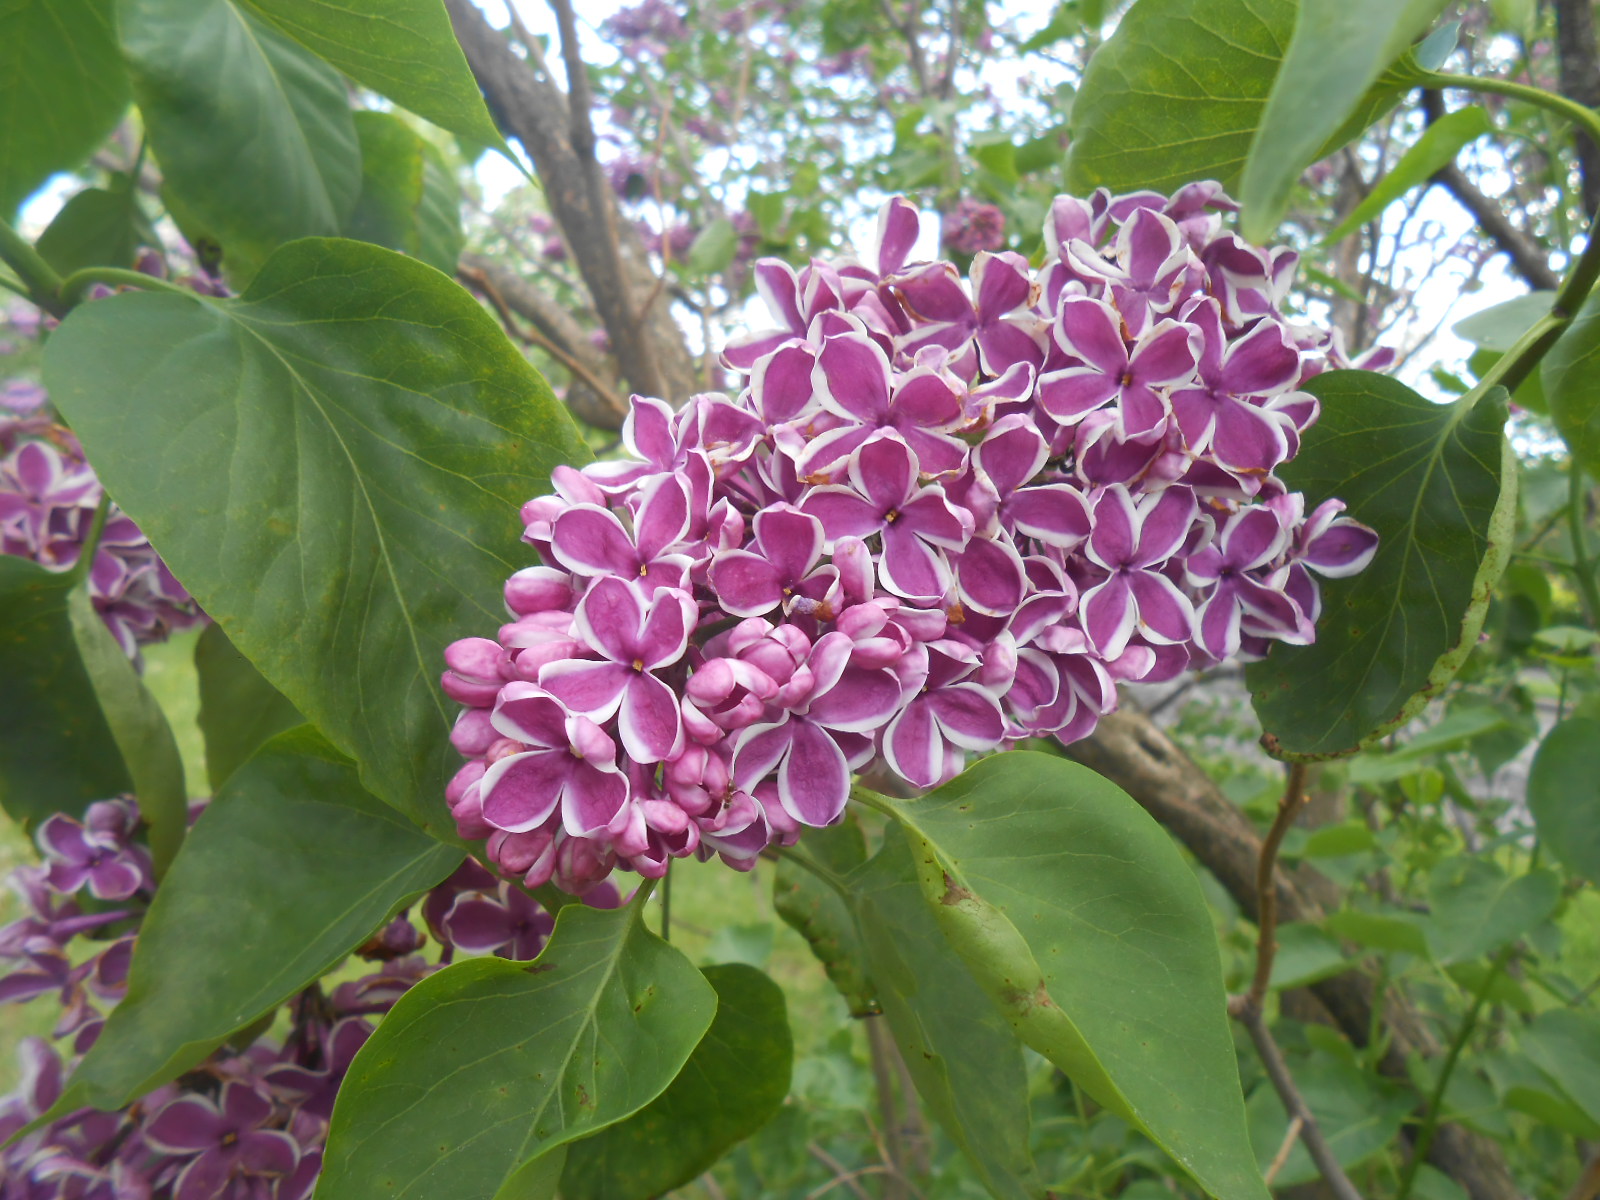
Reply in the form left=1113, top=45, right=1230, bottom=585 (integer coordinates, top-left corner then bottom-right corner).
left=442, top=185, right=1380, bottom=895
left=0, top=803, right=592, bottom=1200
left=0, top=408, right=205, bottom=659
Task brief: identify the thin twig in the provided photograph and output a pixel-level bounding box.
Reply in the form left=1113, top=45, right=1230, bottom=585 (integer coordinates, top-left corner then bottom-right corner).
left=1265, top=1114, right=1305, bottom=1186
left=1233, top=762, right=1309, bottom=1016
left=805, top=1144, right=880, bottom=1200
left=1239, top=1009, right=1366, bottom=1200
left=1230, top=761, right=1364, bottom=1200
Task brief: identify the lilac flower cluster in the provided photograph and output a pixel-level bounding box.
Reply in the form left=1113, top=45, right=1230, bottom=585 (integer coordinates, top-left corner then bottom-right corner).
left=442, top=184, right=1380, bottom=895
left=0, top=804, right=587, bottom=1200
left=0, top=413, right=205, bottom=658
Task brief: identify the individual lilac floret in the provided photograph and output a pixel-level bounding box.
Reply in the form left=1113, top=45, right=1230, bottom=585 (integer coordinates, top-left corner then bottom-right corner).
left=443, top=184, right=1381, bottom=894
left=0, top=412, right=206, bottom=658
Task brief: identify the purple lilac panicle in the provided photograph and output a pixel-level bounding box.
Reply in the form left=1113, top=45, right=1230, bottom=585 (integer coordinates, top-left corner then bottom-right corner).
left=0, top=802, right=588, bottom=1199
left=442, top=184, right=1381, bottom=895
left=0, top=413, right=205, bottom=658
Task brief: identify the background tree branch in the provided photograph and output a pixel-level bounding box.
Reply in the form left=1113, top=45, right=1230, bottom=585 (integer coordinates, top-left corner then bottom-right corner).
left=445, top=0, right=700, bottom=404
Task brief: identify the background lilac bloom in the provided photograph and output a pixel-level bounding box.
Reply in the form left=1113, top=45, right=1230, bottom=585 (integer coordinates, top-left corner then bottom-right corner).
left=442, top=184, right=1378, bottom=895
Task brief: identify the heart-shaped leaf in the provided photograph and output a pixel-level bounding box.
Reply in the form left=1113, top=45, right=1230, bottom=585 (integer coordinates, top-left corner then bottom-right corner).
left=1247, top=371, right=1515, bottom=758
left=317, top=900, right=717, bottom=1199
left=44, top=238, right=590, bottom=835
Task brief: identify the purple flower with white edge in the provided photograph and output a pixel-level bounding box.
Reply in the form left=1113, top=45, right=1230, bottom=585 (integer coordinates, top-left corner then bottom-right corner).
left=1079, top=485, right=1200, bottom=658
left=1041, top=297, right=1198, bottom=439
left=800, top=433, right=971, bottom=603
left=480, top=684, right=630, bottom=836
left=441, top=183, right=1381, bottom=894
left=143, top=1083, right=300, bottom=1199
left=37, top=800, right=152, bottom=901
left=538, top=577, right=694, bottom=764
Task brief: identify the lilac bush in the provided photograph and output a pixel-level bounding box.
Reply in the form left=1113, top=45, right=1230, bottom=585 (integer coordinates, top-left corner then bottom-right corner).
left=0, top=803, right=601, bottom=1200
left=442, top=186, right=1381, bottom=895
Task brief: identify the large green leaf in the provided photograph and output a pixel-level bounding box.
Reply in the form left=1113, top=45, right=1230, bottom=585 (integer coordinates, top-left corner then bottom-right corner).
left=773, top=819, right=878, bottom=1016
left=317, top=901, right=718, bottom=1200
left=1247, top=372, right=1515, bottom=758
left=44, top=238, right=590, bottom=834
left=193, top=621, right=302, bottom=791
left=237, top=0, right=513, bottom=159
left=49, top=727, right=460, bottom=1114
left=561, top=963, right=792, bottom=1200
left=0, top=557, right=130, bottom=829
left=345, top=111, right=464, bottom=275
left=65, top=584, right=188, bottom=875
left=1543, top=289, right=1600, bottom=477
left=1238, top=0, right=1446, bottom=240
left=1066, top=0, right=1294, bottom=195
left=1528, top=717, right=1600, bottom=886
left=0, top=0, right=129, bottom=214
left=120, top=0, right=360, bottom=276
left=851, top=826, right=1044, bottom=1200
left=880, top=752, right=1267, bottom=1200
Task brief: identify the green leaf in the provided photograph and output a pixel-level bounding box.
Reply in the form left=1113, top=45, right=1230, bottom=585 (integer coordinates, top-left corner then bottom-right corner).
left=64, top=583, right=188, bottom=875
left=1323, top=908, right=1430, bottom=957
left=881, top=752, right=1267, bottom=1200
left=560, top=964, right=792, bottom=1200
left=1486, top=1045, right=1600, bottom=1137
left=773, top=821, right=878, bottom=1017
left=121, top=0, right=361, bottom=276
left=1246, top=372, right=1515, bottom=758
left=35, top=177, right=155, bottom=275
left=850, top=826, right=1045, bottom=1200
left=1239, top=0, right=1447, bottom=240
left=1528, top=717, right=1600, bottom=886
left=193, top=621, right=301, bottom=791
left=0, top=0, right=130, bottom=214
left=1423, top=859, right=1560, bottom=964
left=686, top=217, right=739, bottom=276
left=1542, top=288, right=1600, bottom=476
left=317, top=901, right=718, bottom=1200
left=1457, top=291, right=1556, bottom=352
left=50, top=727, right=460, bottom=1114
left=44, top=238, right=590, bottom=834
left=236, top=0, right=514, bottom=162
left=1066, top=0, right=1295, bottom=194
left=1519, top=1009, right=1600, bottom=1126
left=0, top=557, right=130, bottom=829
left=1268, top=922, right=1350, bottom=989
left=344, top=111, right=463, bottom=274
left=1322, top=106, right=1492, bottom=244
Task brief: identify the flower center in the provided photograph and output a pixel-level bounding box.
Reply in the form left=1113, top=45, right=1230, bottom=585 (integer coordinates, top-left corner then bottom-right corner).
left=632, top=658, right=646, bottom=672
left=884, top=508, right=900, bottom=523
